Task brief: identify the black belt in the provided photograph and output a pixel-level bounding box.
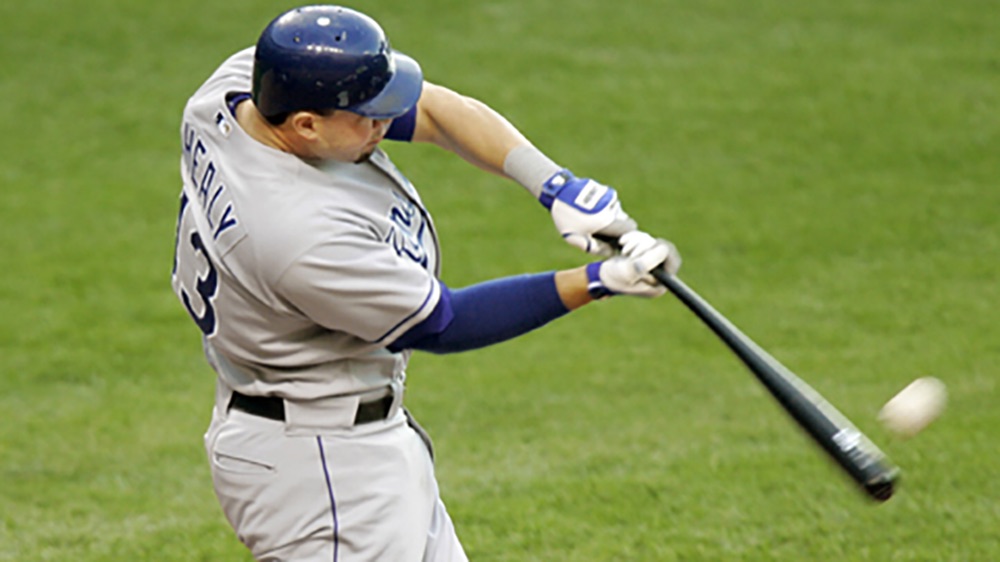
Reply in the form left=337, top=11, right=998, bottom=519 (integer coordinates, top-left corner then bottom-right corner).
left=228, top=390, right=394, bottom=425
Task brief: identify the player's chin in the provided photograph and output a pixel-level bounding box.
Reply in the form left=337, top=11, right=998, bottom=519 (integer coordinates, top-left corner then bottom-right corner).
left=354, top=147, right=377, bottom=164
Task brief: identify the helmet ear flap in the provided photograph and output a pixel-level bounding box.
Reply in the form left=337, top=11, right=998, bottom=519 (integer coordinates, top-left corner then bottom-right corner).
left=252, top=6, right=422, bottom=121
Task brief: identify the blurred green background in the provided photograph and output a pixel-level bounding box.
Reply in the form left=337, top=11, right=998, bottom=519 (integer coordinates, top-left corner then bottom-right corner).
left=1, top=0, right=997, bottom=560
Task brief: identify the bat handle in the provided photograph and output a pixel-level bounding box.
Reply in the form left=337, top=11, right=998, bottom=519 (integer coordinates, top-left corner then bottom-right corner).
left=651, top=267, right=679, bottom=292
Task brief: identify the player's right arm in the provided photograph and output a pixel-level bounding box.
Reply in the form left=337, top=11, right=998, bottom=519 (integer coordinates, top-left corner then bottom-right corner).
left=387, top=232, right=679, bottom=354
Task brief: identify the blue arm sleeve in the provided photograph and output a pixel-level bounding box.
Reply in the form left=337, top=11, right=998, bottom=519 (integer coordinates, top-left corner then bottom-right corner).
left=387, top=273, right=570, bottom=354
left=385, top=105, right=417, bottom=142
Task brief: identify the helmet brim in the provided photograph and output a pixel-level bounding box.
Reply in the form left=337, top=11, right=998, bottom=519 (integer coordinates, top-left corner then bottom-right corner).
left=349, top=52, right=423, bottom=120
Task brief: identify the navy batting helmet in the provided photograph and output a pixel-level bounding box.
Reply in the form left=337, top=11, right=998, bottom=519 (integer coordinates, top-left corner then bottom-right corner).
left=252, top=5, right=423, bottom=121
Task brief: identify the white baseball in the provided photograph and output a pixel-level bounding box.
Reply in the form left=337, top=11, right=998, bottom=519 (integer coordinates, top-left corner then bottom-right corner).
left=877, top=377, right=947, bottom=438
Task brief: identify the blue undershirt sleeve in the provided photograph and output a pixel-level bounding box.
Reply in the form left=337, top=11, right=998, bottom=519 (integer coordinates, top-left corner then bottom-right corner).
left=385, top=105, right=418, bottom=142
left=387, top=272, right=570, bottom=354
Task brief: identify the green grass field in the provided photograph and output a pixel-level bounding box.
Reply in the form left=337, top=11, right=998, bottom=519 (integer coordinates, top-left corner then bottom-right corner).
left=2, top=0, right=997, bottom=560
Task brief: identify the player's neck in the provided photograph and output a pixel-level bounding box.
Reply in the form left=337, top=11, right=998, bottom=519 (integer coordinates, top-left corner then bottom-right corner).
left=236, top=101, right=302, bottom=156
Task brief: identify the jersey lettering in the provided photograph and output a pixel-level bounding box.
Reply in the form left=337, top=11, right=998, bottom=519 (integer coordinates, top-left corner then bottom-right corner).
left=181, top=122, right=242, bottom=244
left=385, top=193, right=429, bottom=268
left=214, top=203, right=238, bottom=240
left=175, top=123, right=246, bottom=337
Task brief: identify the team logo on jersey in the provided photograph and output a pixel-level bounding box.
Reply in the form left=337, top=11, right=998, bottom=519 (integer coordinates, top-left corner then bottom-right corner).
left=215, top=111, right=233, bottom=137
left=385, top=193, right=429, bottom=269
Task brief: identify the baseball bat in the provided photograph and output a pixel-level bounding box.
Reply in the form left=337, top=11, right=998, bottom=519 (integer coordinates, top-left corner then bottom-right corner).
left=651, top=270, right=900, bottom=501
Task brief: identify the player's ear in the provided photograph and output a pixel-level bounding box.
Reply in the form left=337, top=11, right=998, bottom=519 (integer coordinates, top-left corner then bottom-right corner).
left=288, top=111, right=321, bottom=140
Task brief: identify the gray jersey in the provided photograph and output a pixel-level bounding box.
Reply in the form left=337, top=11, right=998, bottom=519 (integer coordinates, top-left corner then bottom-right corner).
left=172, top=48, right=441, bottom=400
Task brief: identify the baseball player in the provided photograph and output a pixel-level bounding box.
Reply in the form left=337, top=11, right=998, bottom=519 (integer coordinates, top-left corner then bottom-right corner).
left=172, top=5, right=680, bottom=561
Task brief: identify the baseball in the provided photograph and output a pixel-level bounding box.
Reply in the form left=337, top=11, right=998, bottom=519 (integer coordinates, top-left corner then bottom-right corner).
left=877, top=377, right=947, bottom=438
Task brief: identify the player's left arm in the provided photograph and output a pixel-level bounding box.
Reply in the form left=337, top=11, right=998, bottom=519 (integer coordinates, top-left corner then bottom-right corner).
left=404, top=81, right=638, bottom=256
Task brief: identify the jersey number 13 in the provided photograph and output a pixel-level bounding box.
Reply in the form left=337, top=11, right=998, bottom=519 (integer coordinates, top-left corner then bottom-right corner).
left=172, top=192, right=219, bottom=336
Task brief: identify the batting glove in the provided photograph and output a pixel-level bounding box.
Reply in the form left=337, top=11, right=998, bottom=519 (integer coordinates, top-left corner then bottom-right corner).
left=585, top=231, right=681, bottom=299
left=539, top=170, right=638, bottom=257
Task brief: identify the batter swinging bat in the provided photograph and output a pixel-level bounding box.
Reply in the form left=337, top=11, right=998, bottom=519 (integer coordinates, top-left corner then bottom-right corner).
left=651, top=270, right=900, bottom=501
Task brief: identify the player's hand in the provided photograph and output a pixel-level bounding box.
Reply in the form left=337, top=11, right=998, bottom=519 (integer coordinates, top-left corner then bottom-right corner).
left=585, top=231, right=681, bottom=299
left=539, top=170, right=637, bottom=256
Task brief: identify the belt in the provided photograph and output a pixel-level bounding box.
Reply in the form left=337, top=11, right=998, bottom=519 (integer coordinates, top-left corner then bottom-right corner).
left=228, top=391, right=394, bottom=425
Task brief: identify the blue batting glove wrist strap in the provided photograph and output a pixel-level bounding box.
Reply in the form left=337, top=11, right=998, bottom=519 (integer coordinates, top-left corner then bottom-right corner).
left=585, top=261, right=615, bottom=299
left=538, top=169, right=575, bottom=210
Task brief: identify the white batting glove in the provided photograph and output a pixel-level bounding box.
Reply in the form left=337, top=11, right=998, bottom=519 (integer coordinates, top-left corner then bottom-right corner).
left=619, top=230, right=682, bottom=276
left=585, top=231, right=681, bottom=299
left=539, top=170, right=638, bottom=257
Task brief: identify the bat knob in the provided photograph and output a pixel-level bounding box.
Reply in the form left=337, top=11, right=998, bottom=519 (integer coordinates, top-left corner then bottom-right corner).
left=864, top=472, right=899, bottom=502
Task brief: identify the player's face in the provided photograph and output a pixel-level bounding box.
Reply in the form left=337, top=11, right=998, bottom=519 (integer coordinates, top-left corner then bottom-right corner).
left=312, top=111, right=392, bottom=163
